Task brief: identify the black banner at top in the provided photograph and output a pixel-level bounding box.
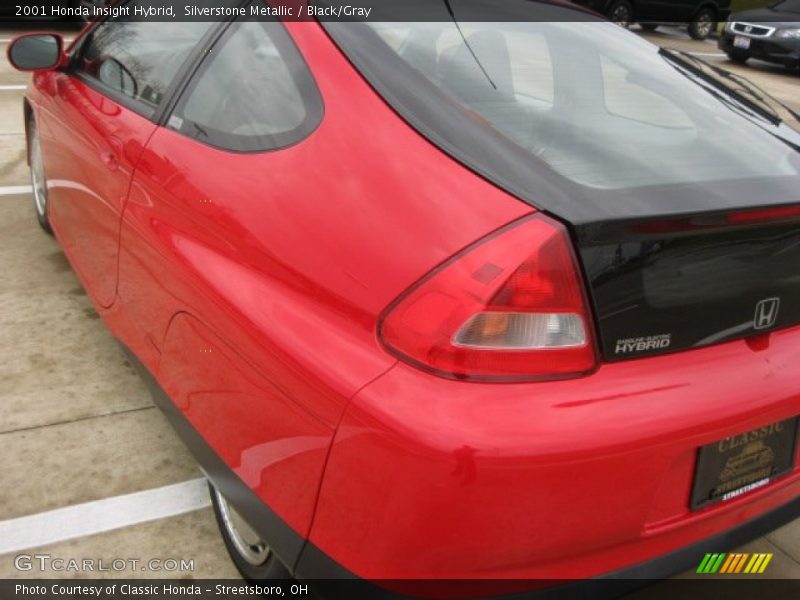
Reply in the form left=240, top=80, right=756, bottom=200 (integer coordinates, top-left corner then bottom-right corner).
left=6, top=0, right=774, bottom=23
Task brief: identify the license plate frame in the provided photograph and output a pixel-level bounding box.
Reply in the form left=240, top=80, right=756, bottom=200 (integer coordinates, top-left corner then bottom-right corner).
left=734, top=35, right=751, bottom=49
left=691, top=417, right=798, bottom=510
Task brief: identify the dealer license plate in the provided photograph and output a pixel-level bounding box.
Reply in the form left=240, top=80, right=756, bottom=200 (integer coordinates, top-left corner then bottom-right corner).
left=691, top=417, right=798, bottom=510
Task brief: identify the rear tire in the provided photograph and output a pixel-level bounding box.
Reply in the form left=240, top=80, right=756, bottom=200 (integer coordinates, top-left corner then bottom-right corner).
left=607, top=0, right=633, bottom=28
left=688, top=8, right=716, bottom=40
left=726, top=51, right=749, bottom=64
left=209, top=482, right=292, bottom=582
left=28, top=118, right=53, bottom=236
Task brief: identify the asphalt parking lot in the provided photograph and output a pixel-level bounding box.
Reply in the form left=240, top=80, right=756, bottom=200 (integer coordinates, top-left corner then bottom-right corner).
left=0, top=21, right=798, bottom=588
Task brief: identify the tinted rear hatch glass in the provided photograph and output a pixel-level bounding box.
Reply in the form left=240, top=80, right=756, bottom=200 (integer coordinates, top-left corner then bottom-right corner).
left=581, top=210, right=800, bottom=359
left=324, top=3, right=800, bottom=358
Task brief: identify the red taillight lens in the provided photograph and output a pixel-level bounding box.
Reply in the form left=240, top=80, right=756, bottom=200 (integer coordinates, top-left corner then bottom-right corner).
left=379, top=214, right=597, bottom=381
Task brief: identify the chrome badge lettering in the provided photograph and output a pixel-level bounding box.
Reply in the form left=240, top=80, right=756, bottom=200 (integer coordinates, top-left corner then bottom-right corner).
left=614, top=334, right=671, bottom=355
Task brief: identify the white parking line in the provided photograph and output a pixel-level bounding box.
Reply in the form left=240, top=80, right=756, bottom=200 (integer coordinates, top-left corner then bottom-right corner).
left=689, top=52, right=726, bottom=57
left=0, top=478, right=210, bottom=555
left=0, top=85, right=27, bottom=91
left=0, top=185, right=32, bottom=196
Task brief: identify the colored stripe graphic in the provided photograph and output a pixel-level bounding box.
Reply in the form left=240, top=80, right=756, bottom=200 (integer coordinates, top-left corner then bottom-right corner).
left=719, top=553, right=735, bottom=573
left=735, top=553, right=749, bottom=573
left=699, top=553, right=774, bottom=574
left=721, top=553, right=736, bottom=573
left=712, top=553, right=726, bottom=573
left=758, top=554, right=773, bottom=573
left=725, top=553, right=739, bottom=573
left=699, top=553, right=718, bottom=573
left=697, top=554, right=713, bottom=573
left=745, top=554, right=759, bottom=573
left=746, top=553, right=770, bottom=573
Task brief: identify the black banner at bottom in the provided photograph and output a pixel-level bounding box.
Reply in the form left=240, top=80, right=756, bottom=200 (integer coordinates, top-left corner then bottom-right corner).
left=2, top=578, right=800, bottom=600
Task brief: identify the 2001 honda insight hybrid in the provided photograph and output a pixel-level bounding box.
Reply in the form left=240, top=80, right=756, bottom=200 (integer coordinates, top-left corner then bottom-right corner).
left=9, top=0, right=800, bottom=591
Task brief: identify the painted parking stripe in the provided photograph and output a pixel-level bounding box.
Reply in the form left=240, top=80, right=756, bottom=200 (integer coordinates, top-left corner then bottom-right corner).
left=0, top=478, right=210, bottom=555
left=0, top=85, right=27, bottom=91
left=0, top=185, right=32, bottom=196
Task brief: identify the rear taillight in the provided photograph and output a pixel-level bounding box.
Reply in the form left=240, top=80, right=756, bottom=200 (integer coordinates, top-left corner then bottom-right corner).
left=378, top=213, right=597, bottom=381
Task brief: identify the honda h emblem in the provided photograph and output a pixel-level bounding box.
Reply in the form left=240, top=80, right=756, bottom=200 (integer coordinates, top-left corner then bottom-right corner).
left=754, top=298, right=780, bottom=330
left=744, top=25, right=753, bottom=33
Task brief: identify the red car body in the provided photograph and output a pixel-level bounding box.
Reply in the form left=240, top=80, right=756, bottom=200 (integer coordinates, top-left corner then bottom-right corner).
left=12, top=0, right=800, bottom=592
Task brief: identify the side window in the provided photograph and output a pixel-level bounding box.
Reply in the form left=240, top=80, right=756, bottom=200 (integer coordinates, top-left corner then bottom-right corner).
left=170, top=19, right=323, bottom=152
left=73, top=12, right=212, bottom=116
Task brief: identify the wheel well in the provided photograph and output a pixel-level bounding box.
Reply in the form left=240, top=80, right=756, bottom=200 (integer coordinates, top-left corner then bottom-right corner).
left=23, top=99, right=32, bottom=165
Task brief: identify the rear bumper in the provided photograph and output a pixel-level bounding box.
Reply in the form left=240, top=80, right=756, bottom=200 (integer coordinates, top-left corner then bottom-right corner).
left=296, top=494, right=800, bottom=598
left=718, top=31, right=800, bottom=66
left=308, top=324, right=800, bottom=580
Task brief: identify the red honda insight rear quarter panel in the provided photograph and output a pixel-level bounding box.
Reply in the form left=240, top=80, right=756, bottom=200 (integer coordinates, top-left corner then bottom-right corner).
left=110, top=22, right=530, bottom=537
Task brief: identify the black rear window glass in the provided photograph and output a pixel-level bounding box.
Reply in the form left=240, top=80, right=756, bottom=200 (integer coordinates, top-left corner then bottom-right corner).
left=331, top=19, right=800, bottom=190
